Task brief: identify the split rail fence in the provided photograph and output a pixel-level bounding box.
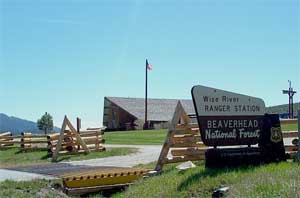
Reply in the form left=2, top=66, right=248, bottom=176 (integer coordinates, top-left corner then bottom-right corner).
left=48, top=130, right=104, bottom=154
left=0, top=117, right=106, bottom=157
left=0, top=132, right=50, bottom=150
left=50, top=116, right=105, bottom=161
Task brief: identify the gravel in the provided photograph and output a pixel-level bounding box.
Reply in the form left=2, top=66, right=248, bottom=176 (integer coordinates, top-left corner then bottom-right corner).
left=64, top=144, right=162, bottom=167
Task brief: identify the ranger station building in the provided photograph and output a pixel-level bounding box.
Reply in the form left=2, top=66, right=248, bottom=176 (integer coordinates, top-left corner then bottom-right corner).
left=103, top=97, right=195, bottom=131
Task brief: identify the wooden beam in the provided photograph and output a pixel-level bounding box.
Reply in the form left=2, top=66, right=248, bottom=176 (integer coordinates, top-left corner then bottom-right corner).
left=282, top=131, right=298, bottom=138
left=154, top=130, right=174, bottom=172
left=0, top=140, right=20, bottom=144
left=171, top=135, right=202, bottom=144
left=171, top=148, right=207, bottom=156
left=169, top=101, right=191, bottom=131
left=80, top=131, right=104, bottom=136
left=0, top=132, right=12, bottom=137
left=19, top=140, right=48, bottom=144
left=175, top=123, right=199, bottom=130
left=0, top=136, right=14, bottom=140
left=170, top=142, right=205, bottom=148
left=52, top=116, right=68, bottom=162
left=21, top=134, right=48, bottom=138
left=173, top=128, right=200, bottom=135
left=82, top=138, right=105, bottom=145
left=285, top=145, right=298, bottom=152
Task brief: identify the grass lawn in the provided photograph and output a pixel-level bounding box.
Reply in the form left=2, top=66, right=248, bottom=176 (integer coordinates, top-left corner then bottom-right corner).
left=3, top=162, right=299, bottom=198
left=281, top=123, right=298, bottom=131
left=0, top=179, right=68, bottom=198
left=0, top=147, right=137, bottom=168
left=104, top=123, right=297, bottom=145
left=108, top=161, right=300, bottom=198
left=104, top=129, right=167, bottom=145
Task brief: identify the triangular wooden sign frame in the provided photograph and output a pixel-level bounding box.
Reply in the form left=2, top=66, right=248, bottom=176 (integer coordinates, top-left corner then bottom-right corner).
left=155, top=101, right=192, bottom=171
left=52, top=115, right=90, bottom=162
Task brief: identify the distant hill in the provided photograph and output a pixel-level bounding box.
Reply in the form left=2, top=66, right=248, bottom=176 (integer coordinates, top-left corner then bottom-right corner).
left=0, top=103, right=298, bottom=135
left=266, top=102, right=300, bottom=117
left=0, top=113, right=60, bottom=135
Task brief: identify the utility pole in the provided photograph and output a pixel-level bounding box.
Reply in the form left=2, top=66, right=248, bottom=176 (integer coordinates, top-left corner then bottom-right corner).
left=282, top=80, right=297, bottom=119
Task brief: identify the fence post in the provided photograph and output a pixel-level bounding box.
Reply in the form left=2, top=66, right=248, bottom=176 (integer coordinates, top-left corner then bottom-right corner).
left=296, top=109, right=300, bottom=162
left=20, top=132, right=24, bottom=151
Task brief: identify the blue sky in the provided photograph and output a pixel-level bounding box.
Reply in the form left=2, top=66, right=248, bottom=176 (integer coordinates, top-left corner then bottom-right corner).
left=1, top=0, right=299, bottom=128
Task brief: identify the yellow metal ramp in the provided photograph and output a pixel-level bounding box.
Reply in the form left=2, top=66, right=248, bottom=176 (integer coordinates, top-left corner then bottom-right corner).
left=62, top=168, right=150, bottom=195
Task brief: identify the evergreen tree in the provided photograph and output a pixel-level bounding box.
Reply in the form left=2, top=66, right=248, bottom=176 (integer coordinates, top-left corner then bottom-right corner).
left=37, top=112, right=53, bottom=134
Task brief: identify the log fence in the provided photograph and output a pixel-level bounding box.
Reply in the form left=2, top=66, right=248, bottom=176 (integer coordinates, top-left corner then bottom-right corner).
left=0, top=132, right=55, bottom=151
left=50, top=116, right=105, bottom=162
left=48, top=130, right=105, bottom=154
left=0, top=117, right=105, bottom=156
left=20, top=132, right=49, bottom=151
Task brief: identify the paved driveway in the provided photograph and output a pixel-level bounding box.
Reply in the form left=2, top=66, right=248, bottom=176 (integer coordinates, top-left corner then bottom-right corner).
left=65, top=144, right=162, bottom=167
left=0, top=144, right=162, bottom=181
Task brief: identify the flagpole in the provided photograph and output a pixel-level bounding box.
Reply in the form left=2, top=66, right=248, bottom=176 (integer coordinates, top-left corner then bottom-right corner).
left=144, top=59, right=148, bottom=129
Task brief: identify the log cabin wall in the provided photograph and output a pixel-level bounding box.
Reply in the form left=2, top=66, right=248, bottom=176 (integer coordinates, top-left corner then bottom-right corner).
left=103, top=98, right=137, bottom=131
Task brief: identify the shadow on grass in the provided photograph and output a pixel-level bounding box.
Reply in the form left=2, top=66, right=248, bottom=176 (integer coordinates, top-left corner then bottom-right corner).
left=40, top=154, right=51, bottom=160
left=55, top=153, right=89, bottom=162
left=0, top=146, right=19, bottom=151
left=55, top=156, right=72, bottom=162
left=14, top=150, right=23, bottom=154
left=14, top=148, right=49, bottom=154
left=159, top=165, right=179, bottom=175
left=177, top=165, right=256, bottom=191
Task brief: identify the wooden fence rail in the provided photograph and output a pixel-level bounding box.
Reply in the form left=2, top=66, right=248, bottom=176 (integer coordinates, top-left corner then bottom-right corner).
left=0, top=132, right=13, bottom=147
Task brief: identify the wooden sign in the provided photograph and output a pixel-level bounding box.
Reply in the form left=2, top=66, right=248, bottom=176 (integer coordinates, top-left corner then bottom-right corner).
left=192, top=85, right=266, bottom=146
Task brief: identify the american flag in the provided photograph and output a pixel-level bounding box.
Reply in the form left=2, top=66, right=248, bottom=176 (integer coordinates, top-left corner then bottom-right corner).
left=146, top=59, right=152, bottom=70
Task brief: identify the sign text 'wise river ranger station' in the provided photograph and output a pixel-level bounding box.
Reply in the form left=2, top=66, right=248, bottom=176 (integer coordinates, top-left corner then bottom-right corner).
left=191, top=85, right=266, bottom=146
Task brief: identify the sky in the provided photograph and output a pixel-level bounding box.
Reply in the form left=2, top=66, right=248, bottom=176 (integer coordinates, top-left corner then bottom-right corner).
left=0, top=0, right=299, bottom=128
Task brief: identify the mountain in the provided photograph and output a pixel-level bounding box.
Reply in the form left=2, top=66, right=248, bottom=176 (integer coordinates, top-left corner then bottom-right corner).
left=266, top=102, right=300, bottom=117
left=0, top=113, right=60, bottom=135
